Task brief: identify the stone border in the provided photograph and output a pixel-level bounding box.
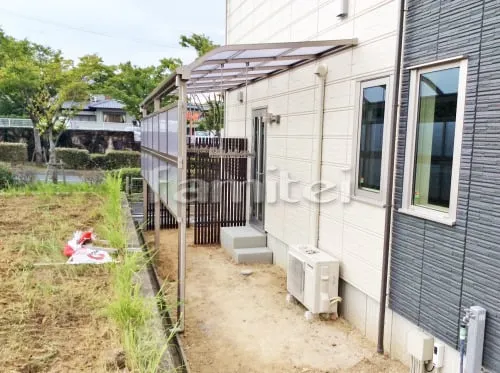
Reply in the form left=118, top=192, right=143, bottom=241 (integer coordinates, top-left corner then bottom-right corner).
left=123, top=195, right=188, bottom=373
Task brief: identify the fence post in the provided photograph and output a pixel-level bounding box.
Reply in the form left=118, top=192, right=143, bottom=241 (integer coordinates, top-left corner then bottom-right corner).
left=125, top=176, right=130, bottom=195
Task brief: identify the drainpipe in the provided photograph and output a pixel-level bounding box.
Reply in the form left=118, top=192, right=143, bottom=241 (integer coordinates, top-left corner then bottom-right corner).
left=311, top=64, right=328, bottom=248
left=377, top=0, right=406, bottom=354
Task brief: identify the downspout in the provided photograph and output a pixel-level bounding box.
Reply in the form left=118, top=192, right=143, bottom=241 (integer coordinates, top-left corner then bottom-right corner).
left=312, top=64, right=328, bottom=247
left=377, top=0, right=406, bottom=354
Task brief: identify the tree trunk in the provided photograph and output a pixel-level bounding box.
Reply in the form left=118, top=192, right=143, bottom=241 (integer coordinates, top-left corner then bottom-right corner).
left=32, top=127, right=43, bottom=164
left=48, top=128, right=58, bottom=183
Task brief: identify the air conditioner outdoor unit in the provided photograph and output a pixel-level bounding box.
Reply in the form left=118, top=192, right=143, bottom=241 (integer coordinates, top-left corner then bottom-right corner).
left=287, top=244, right=340, bottom=316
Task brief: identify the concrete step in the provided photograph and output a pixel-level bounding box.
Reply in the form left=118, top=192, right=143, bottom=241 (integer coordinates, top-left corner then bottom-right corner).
left=221, top=226, right=266, bottom=250
left=231, top=247, right=273, bottom=264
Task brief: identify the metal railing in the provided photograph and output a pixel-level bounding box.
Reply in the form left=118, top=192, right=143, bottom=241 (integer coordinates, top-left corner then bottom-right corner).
left=0, top=118, right=33, bottom=128
left=67, top=120, right=138, bottom=132
left=0, top=117, right=140, bottom=134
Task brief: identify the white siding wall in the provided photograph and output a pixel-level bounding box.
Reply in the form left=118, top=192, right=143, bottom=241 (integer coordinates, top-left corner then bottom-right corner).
left=225, top=0, right=400, bottom=350
left=224, top=2, right=465, bottom=370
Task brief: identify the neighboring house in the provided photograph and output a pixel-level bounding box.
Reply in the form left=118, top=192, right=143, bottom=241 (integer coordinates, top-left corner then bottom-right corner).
left=225, top=0, right=401, bottom=357
left=389, top=1, right=500, bottom=372
left=186, top=103, right=208, bottom=135
left=62, top=94, right=136, bottom=127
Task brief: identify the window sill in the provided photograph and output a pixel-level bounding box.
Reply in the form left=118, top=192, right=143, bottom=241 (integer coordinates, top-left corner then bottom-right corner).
left=398, top=207, right=456, bottom=226
left=351, top=194, right=386, bottom=208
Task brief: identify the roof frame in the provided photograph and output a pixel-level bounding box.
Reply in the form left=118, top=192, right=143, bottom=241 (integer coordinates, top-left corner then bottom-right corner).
left=141, top=39, right=357, bottom=107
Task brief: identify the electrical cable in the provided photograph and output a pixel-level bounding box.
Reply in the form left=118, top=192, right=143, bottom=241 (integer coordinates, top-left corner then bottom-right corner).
left=0, top=7, right=186, bottom=50
left=424, top=362, right=435, bottom=372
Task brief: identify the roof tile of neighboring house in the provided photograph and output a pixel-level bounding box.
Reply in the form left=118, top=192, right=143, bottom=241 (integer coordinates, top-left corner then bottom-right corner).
left=62, top=98, right=125, bottom=111
left=88, top=99, right=125, bottom=110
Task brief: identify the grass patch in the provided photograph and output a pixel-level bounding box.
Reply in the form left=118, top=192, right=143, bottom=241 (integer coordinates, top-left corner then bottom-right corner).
left=0, top=191, right=118, bottom=372
left=100, top=174, right=176, bottom=373
left=1, top=175, right=176, bottom=372
left=1, top=180, right=99, bottom=196
left=98, top=174, right=128, bottom=250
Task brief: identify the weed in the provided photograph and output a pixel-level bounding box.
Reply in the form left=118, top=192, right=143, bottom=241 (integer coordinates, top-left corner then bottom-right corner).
left=101, top=174, right=176, bottom=372
left=98, top=174, right=127, bottom=250
left=0, top=182, right=97, bottom=198
left=1, top=173, right=176, bottom=372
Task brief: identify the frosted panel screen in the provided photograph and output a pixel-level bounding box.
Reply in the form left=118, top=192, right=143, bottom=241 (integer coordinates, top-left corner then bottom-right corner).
left=150, top=115, right=155, bottom=151
left=153, top=114, right=159, bottom=152
left=148, top=153, right=153, bottom=188
left=159, top=112, right=167, bottom=153
left=140, top=101, right=181, bottom=218
left=167, top=107, right=178, bottom=156
left=145, top=117, right=150, bottom=148
left=159, top=159, right=168, bottom=204
left=167, top=163, right=178, bottom=216
left=141, top=153, right=145, bottom=177
left=152, top=156, right=159, bottom=194
left=141, top=123, right=145, bottom=149
left=148, top=117, right=153, bottom=148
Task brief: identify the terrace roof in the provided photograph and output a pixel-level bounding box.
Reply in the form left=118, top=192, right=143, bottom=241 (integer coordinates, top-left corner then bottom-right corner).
left=141, top=39, right=357, bottom=107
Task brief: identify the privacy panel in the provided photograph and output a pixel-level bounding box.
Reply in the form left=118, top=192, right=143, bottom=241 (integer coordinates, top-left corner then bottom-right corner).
left=141, top=103, right=180, bottom=217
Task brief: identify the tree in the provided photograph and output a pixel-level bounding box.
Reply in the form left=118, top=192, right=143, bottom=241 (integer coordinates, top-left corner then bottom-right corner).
left=0, top=30, right=46, bottom=162
left=101, top=58, right=181, bottom=120
left=0, top=31, right=89, bottom=178
left=196, top=94, right=224, bottom=135
left=74, top=54, right=115, bottom=93
left=179, top=33, right=219, bottom=57
left=0, top=29, right=32, bottom=118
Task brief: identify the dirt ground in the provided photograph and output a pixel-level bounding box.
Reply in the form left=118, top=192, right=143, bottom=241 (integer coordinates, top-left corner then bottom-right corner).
left=148, top=229, right=407, bottom=373
left=0, top=193, right=120, bottom=373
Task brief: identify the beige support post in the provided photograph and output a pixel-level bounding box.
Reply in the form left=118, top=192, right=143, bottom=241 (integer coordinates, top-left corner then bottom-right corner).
left=176, top=70, right=189, bottom=332
left=154, top=98, right=161, bottom=112
left=154, top=191, right=161, bottom=251
left=143, top=179, right=148, bottom=229
left=141, top=107, right=148, bottom=117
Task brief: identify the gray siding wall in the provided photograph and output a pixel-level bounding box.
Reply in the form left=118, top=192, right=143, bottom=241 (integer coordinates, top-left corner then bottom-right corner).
left=389, top=0, right=500, bottom=370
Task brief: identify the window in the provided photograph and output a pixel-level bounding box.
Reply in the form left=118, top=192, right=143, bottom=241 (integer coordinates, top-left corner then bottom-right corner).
left=354, top=77, right=391, bottom=201
left=75, top=115, right=96, bottom=122
left=103, top=112, right=125, bottom=123
left=401, top=59, right=467, bottom=225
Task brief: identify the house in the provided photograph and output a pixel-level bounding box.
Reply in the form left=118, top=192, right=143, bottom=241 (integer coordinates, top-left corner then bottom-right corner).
left=62, top=94, right=136, bottom=127
left=224, top=0, right=401, bottom=359
left=140, top=0, right=499, bottom=372
left=186, top=102, right=208, bottom=135
left=389, top=1, right=500, bottom=372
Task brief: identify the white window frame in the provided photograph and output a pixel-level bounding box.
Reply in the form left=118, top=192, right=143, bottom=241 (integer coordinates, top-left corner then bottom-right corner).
left=400, top=58, right=468, bottom=226
left=352, top=76, right=393, bottom=204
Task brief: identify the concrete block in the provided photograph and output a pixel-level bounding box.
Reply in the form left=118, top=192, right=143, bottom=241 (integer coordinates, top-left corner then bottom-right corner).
left=221, top=226, right=266, bottom=250
left=232, top=247, right=273, bottom=264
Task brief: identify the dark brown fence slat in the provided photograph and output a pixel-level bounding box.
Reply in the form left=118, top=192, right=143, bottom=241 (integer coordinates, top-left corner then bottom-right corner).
left=186, top=137, right=247, bottom=245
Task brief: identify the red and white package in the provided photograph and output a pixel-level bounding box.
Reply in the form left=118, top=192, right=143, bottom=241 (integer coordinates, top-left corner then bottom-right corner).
left=63, top=230, right=95, bottom=257
left=67, top=248, right=113, bottom=265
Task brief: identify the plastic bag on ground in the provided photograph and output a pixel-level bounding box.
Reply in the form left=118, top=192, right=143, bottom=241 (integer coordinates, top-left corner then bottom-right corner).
left=67, top=248, right=113, bottom=265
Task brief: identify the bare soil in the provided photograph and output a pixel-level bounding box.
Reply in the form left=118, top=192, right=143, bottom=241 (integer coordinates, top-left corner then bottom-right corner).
left=0, top=194, right=120, bottom=372
left=148, top=229, right=407, bottom=373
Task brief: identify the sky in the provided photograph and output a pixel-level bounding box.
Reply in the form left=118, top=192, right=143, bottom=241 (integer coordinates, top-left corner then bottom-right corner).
left=0, top=0, right=226, bottom=67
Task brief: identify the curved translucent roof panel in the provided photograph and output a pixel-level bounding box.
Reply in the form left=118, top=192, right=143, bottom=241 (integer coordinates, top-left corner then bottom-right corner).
left=141, top=39, right=357, bottom=106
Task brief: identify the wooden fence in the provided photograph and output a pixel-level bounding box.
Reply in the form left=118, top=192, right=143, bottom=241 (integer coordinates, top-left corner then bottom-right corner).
left=144, top=137, right=248, bottom=245
left=145, top=185, right=178, bottom=230
left=188, top=138, right=248, bottom=244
